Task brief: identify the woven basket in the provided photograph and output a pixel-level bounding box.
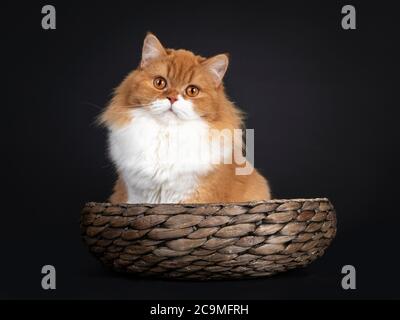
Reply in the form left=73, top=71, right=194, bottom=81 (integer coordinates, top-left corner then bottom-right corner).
left=81, top=198, right=336, bottom=280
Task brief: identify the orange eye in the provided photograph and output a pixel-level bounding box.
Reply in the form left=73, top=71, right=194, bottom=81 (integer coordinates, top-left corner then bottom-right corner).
left=153, top=77, right=167, bottom=90
left=185, top=85, right=200, bottom=97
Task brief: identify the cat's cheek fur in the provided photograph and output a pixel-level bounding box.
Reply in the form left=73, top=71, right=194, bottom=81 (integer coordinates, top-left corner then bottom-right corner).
left=108, top=109, right=215, bottom=203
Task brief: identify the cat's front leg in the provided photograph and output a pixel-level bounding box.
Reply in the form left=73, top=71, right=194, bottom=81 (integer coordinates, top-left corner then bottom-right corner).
left=109, top=176, right=128, bottom=203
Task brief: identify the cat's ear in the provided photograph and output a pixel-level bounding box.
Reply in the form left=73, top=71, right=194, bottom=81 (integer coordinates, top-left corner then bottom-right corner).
left=140, top=33, right=166, bottom=67
left=202, top=54, right=229, bottom=87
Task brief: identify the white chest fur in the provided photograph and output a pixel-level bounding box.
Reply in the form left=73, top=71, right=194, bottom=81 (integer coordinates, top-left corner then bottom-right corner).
left=108, top=109, right=214, bottom=203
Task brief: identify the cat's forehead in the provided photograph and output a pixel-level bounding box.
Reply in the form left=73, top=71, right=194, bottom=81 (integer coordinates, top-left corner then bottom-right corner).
left=166, top=49, right=205, bottom=64
left=146, top=49, right=207, bottom=84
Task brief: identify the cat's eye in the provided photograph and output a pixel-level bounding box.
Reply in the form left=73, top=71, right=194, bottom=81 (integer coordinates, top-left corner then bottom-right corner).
left=153, top=77, right=167, bottom=90
left=186, top=85, right=200, bottom=97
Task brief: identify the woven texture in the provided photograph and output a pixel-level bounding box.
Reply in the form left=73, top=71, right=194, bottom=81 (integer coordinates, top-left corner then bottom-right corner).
left=81, top=198, right=336, bottom=280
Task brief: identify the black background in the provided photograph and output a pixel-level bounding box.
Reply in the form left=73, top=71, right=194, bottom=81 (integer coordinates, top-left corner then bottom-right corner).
left=1, top=0, right=399, bottom=299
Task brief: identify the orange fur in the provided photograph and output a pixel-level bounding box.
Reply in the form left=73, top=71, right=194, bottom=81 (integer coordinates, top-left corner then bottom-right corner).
left=101, top=34, right=271, bottom=203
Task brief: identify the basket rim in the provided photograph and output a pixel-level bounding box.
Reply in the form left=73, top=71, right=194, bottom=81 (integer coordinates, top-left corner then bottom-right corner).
left=84, top=197, right=330, bottom=208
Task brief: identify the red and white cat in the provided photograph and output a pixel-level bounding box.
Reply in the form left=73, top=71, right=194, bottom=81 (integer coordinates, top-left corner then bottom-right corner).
left=100, top=33, right=271, bottom=204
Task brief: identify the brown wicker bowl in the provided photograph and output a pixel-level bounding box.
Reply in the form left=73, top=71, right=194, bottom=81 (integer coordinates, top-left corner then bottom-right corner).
left=81, top=198, right=336, bottom=280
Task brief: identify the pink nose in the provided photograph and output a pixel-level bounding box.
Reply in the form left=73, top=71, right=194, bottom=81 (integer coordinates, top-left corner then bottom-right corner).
left=167, top=96, right=178, bottom=104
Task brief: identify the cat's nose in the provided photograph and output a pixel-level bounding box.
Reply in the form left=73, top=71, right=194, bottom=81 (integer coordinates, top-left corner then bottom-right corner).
left=167, top=96, right=178, bottom=104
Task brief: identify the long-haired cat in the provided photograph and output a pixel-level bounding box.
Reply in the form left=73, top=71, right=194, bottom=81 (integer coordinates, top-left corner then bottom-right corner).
left=100, top=33, right=271, bottom=204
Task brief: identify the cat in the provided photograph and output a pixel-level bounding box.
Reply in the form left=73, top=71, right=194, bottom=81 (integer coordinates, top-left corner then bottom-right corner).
left=100, top=33, right=271, bottom=204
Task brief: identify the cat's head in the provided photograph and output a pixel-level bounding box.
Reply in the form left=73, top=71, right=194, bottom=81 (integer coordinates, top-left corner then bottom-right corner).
left=101, top=33, right=233, bottom=128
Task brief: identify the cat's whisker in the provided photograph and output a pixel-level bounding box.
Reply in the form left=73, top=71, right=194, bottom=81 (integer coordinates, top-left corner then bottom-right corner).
left=198, top=111, right=214, bottom=118
left=81, top=101, right=106, bottom=111
left=120, top=103, right=153, bottom=110
left=81, top=101, right=149, bottom=118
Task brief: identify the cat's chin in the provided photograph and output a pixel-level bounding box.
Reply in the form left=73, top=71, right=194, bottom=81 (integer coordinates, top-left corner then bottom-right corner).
left=149, top=109, right=200, bottom=124
left=151, top=109, right=180, bottom=123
